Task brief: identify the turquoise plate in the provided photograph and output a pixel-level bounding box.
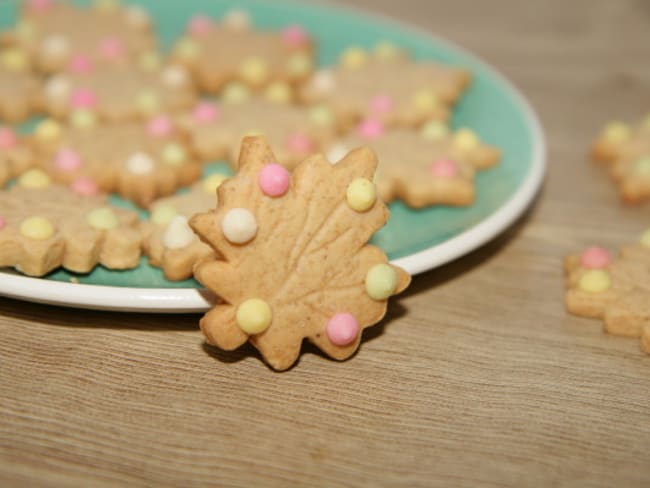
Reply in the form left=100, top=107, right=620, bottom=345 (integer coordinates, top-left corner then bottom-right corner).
left=0, top=0, right=546, bottom=312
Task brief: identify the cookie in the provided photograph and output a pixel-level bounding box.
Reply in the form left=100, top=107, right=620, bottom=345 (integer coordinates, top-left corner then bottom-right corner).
left=299, top=43, right=471, bottom=129
left=141, top=174, right=227, bottom=280
left=591, top=116, right=650, bottom=164
left=179, top=93, right=337, bottom=169
left=171, top=9, right=315, bottom=93
left=5, top=0, right=156, bottom=74
left=564, top=236, right=650, bottom=355
left=0, top=176, right=142, bottom=276
left=189, top=136, right=411, bottom=370
left=32, top=116, right=201, bottom=207
left=0, top=46, right=41, bottom=122
left=42, top=58, right=197, bottom=122
left=0, top=127, right=35, bottom=187
left=326, top=121, right=500, bottom=208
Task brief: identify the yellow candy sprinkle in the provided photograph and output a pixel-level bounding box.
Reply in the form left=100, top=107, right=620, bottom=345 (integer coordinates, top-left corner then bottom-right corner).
left=365, top=263, right=398, bottom=300
left=238, top=57, right=270, bottom=85
left=139, top=51, right=162, bottom=72
left=286, top=53, right=312, bottom=77
left=35, top=119, right=62, bottom=141
left=346, top=177, right=376, bottom=212
left=642, top=115, right=650, bottom=130
left=1, top=48, right=29, bottom=72
left=162, top=143, right=187, bottom=166
left=87, top=207, right=119, bottom=230
left=94, top=0, right=120, bottom=12
left=453, top=128, right=480, bottom=152
left=603, top=121, right=630, bottom=144
left=633, top=156, right=650, bottom=176
left=374, top=41, right=400, bottom=60
left=20, top=216, right=55, bottom=241
left=411, top=90, right=439, bottom=112
left=175, top=38, right=201, bottom=60
left=221, top=82, right=250, bottom=104
left=308, top=104, right=334, bottom=126
left=135, top=90, right=160, bottom=115
left=639, top=229, right=650, bottom=248
left=150, top=205, right=178, bottom=226
left=340, top=47, right=367, bottom=69
left=579, top=269, right=612, bottom=293
left=69, top=109, right=97, bottom=129
left=202, top=173, right=228, bottom=194
left=265, top=82, right=292, bottom=104
left=16, top=20, right=37, bottom=40
left=420, top=120, right=450, bottom=141
left=18, top=169, right=50, bottom=189
left=236, top=298, right=272, bottom=334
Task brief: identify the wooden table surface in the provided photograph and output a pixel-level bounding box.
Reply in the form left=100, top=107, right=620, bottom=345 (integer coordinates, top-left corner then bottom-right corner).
left=2, top=0, right=650, bottom=486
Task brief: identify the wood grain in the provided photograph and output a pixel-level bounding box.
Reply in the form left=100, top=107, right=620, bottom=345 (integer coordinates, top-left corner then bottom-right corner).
left=1, top=0, right=650, bottom=486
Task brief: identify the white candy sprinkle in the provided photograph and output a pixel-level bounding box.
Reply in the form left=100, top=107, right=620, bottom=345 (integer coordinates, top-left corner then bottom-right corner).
left=124, top=5, right=150, bottom=28
left=221, top=208, right=257, bottom=244
left=310, top=69, right=335, bottom=94
left=161, top=65, right=188, bottom=87
left=126, top=152, right=155, bottom=174
left=163, top=215, right=196, bottom=249
left=41, top=34, right=69, bottom=58
left=326, top=144, right=348, bottom=164
left=222, top=9, right=251, bottom=31
left=45, top=75, right=71, bottom=100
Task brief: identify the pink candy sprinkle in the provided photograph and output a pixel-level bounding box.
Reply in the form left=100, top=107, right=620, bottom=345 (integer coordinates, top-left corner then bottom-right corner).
left=27, top=0, right=53, bottom=13
left=281, top=25, right=309, bottom=47
left=580, top=246, right=611, bottom=269
left=68, top=54, right=94, bottom=74
left=188, top=15, right=213, bottom=36
left=70, top=88, right=97, bottom=109
left=357, top=119, right=384, bottom=140
left=258, top=163, right=290, bottom=197
left=286, top=133, right=314, bottom=154
left=0, top=128, right=17, bottom=149
left=147, top=116, right=174, bottom=137
left=0, top=216, right=5, bottom=230
left=326, top=313, right=359, bottom=346
left=192, top=102, right=219, bottom=123
left=430, top=158, right=459, bottom=178
left=99, top=37, right=126, bottom=61
left=71, top=177, right=99, bottom=196
left=54, top=148, right=82, bottom=171
left=370, top=94, right=394, bottom=114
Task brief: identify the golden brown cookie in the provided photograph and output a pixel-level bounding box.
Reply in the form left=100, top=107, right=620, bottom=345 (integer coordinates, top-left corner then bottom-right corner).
left=0, top=46, right=41, bottom=122
left=5, top=0, right=156, bottom=74
left=190, top=136, right=410, bottom=370
left=32, top=116, right=201, bottom=207
left=179, top=94, right=337, bottom=169
left=326, top=121, right=500, bottom=208
left=591, top=116, right=650, bottom=164
left=141, top=175, right=227, bottom=281
left=171, top=9, right=315, bottom=93
left=564, top=235, right=650, bottom=355
left=300, top=43, right=471, bottom=129
left=0, top=177, right=142, bottom=276
left=0, top=127, right=35, bottom=187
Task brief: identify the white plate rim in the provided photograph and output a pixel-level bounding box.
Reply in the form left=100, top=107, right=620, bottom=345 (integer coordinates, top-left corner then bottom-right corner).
left=0, top=1, right=546, bottom=313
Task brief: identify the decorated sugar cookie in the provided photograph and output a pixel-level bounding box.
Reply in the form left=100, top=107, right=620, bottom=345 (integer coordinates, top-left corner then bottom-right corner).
left=0, top=127, right=36, bottom=187
left=142, top=174, right=228, bottom=280
left=171, top=9, right=315, bottom=93
left=32, top=116, right=201, bottom=207
left=326, top=121, right=500, bottom=208
left=5, top=0, right=156, bottom=74
left=300, top=43, right=471, bottom=129
left=189, top=136, right=410, bottom=370
left=591, top=116, right=650, bottom=165
left=0, top=179, right=142, bottom=276
left=0, top=46, right=41, bottom=121
left=179, top=94, right=338, bottom=169
left=564, top=236, right=650, bottom=355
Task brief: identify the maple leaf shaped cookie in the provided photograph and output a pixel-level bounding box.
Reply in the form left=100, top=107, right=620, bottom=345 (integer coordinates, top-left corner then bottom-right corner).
left=0, top=127, right=35, bottom=187
left=326, top=121, right=500, bottom=208
left=0, top=46, right=41, bottom=122
left=300, top=43, right=470, bottom=129
left=564, top=237, right=650, bottom=354
left=190, top=136, right=410, bottom=370
left=591, top=115, right=650, bottom=164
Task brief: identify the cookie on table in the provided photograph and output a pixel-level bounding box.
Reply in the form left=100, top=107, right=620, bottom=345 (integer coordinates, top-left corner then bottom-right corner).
left=142, top=175, right=228, bottom=281
left=32, top=115, right=201, bottom=207
left=179, top=91, right=338, bottom=169
left=591, top=115, right=650, bottom=164
left=171, top=9, right=315, bottom=93
left=0, top=127, right=36, bottom=187
left=5, top=0, right=155, bottom=74
left=0, top=174, right=142, bottom=276
left=0, top=46, right=41, bottom=122
left=42, top=57, right=197, bottom=122
left=564, top=235, right=650, bottom=355
left=326, top=120, right=500, bottom=208
left=190, top=136, right=410, bottom=370
left=299, top=43, right=471, bottom=129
